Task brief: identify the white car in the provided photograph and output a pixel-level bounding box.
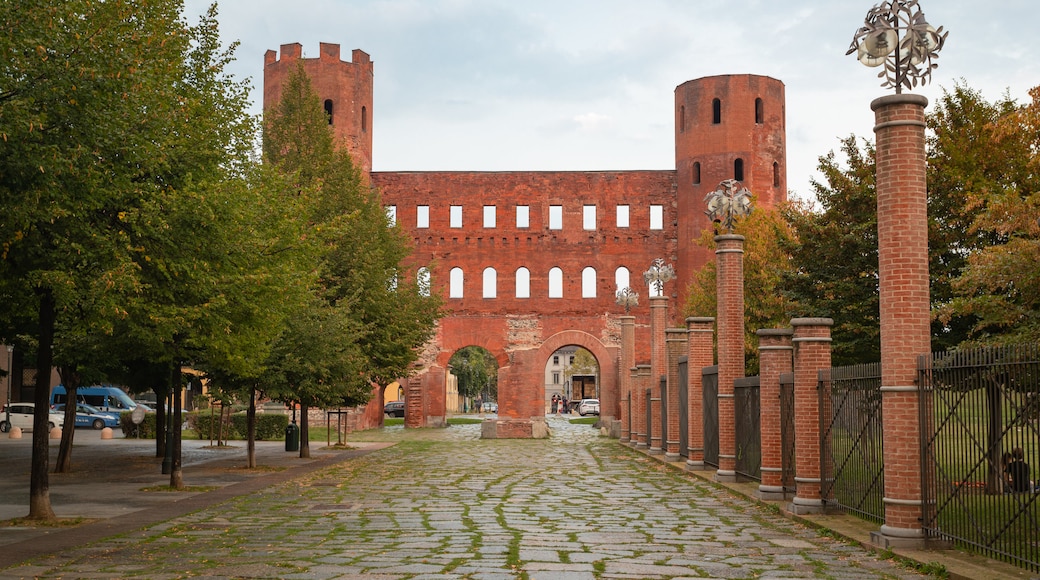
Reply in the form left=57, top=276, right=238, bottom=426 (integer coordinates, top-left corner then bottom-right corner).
left=578, top=398, right=600, bottom=416
left=1, top=402, right=66, bottom=432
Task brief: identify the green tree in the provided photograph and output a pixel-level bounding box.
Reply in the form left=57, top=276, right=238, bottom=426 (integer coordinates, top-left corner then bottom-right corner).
left=927, top=83, right=1031, bottom=348
left=937, top=85, right=1040, bottom=343
left=0, top=0, right=225, bottom=517
left=261, top=65, right=441, bottom=454
left=450, top=346, right=498, bottom=403
left=778, top=137, right=882, bottom=365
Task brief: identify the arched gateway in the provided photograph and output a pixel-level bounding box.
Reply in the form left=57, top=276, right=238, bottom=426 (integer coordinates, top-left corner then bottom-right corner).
left=264, top=43, right=787, bottom=437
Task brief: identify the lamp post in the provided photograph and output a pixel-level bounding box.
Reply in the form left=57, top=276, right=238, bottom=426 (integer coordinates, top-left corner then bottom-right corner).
left=643, top=258, right=675, bottom=298
left=615, top=287, right=639, bottom=314
left=4, top=345, right=12, bottom=429
left=847, top=0, right=947, bottom=94
left=847, top=0, right=946, bottom=547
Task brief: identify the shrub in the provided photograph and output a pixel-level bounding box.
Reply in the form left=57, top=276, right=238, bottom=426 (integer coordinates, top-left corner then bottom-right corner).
left=187, top=411, right=288, bottom=441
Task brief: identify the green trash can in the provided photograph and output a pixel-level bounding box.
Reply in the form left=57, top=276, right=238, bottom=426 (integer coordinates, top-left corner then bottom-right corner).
left=285, top=420, right=300, bottom=452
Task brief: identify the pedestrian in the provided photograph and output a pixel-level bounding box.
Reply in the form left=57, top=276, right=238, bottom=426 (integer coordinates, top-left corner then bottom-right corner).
left=550, top=394, right=558, bottom=415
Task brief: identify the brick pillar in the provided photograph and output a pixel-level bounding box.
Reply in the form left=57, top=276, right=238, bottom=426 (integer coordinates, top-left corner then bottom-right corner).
left=404, top=374, right=425, bottom=429
left=665, top=328, right=687, bottom=459
left=648, top=296, right=667, bottom=455
left=685, top=317, right=714, bottom=470
left=634, top=364, right=651, bottom=448
left=619, top=316, right=635, bottom=443
left=715, top=234, right=745, bottom=482
left=788, top=317, right=833, bottom=515
left=871, top=93, right=931, bottom=547
left=757, top=328, right=793, bottom=500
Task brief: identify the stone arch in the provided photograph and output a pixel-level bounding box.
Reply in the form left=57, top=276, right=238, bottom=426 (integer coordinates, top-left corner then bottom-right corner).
left=534, top=329, right=619, bottom=420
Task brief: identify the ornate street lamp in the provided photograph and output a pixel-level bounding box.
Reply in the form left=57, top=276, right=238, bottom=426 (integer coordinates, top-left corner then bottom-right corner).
left=847, top=0, right=947, bottom=93
left=643, top=258, right=675, bottom=298
left=615, top=286, right=639, bottom=313
left=704, top=179, right=753, bottom=233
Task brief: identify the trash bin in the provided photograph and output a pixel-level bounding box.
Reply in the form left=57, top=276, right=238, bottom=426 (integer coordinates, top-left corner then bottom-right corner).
left=285, top=420, right=300, bottom=452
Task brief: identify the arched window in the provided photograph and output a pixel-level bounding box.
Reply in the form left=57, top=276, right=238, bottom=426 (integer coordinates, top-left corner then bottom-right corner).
left=712, top=98, right=721, bottom=124
left=515, top=267, right=530, bottom=298
left=482, top=267, right=497, bottom=298
left=449, top=267, right=464, bottom=298
left=692, top=162, right=701, bottom=185
left=417, top=267, right=431, bottom=297
left=773, top=161, right=780, bottom=187
left=755, top=98, right=764, bottom=124
left=324, top=99, right=334, bottom=125
left=679, top=105, right=685, bottom=133
left=734, top=158, right=744, bottom=182
left=615, top=267, right=631, bottom=295
left=387, top=271, right=398, bottom=292
left=582, top=267, right=597, bottom=298
left=361, top=105, right=367, bottom=132
left=548, top=267, right=563, bottom=298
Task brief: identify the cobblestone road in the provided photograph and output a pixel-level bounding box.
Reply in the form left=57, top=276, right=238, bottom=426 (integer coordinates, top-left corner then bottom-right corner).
left=2, top=416, right=929, bottom=579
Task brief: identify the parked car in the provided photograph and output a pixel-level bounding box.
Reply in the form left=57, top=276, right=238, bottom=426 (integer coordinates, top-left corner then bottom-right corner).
left=481, top=401, right=498, bottom=413
left=578, top=398, right=600, bottom=416
left=384, top=400, right=405, bottom=417
left=53, top=403, right=120, bottom=430
left=0, top=402, right=66, bottom=432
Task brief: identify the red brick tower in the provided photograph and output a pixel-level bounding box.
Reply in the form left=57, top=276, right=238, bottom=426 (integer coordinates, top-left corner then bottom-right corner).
left=264, top=43, right=374, bottom=175
left=674, top=75, right=786, bottom=294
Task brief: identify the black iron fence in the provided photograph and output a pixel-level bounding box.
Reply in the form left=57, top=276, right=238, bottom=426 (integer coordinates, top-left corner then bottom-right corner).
left=779, top=372, right=796, bottom=494
left=735, top=375, right=761, bottom=480
left=822, top=362, right=885, bottom=523
left=703, top=366, right=719, bottom=467
left=921, top=345, right=1040, bottom=573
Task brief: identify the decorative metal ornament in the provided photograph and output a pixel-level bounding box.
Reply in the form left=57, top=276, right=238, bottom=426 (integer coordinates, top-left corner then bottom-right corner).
left=847, top=0, right=948, bottom=93
left=615, top=286, right=639, bottom=313
left=704, top=179, right=753, bottom=232
left=643, top=258, right=675, bottom=297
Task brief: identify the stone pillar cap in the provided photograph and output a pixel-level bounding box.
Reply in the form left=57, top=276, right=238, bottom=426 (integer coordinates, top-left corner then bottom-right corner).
left=757, top=328, right=794, bottom=336
left=790, top=317, right=834, bottom=327
left=871, top=93, right=928, bottom=111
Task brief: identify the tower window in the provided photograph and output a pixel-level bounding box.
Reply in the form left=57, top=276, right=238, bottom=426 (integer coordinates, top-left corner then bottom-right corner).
left=324, top=99, right=334, bottom=125
left=773, top=162, right=780, bottom=187
left=361, top=106, right=368, bottom=132
left=734, top=158, right=745, bottom=182
left=679, top=105, right=685, bottom=133
left=712, top=98, right=721, bottom=124
left=693, top=162, right=701, bottom=185
left=755, top=98, right=764, bottom=124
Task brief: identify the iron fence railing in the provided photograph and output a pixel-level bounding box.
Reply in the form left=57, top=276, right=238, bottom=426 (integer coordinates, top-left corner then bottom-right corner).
left=921, top=345, right=1040, bottom=573
left=779, top=372, right=796, bottom=494
left=703, top=365, right=719, bottom=468
left=822, top=363, right=885, bottom=523
left=735, top=375, right=761, bottom=481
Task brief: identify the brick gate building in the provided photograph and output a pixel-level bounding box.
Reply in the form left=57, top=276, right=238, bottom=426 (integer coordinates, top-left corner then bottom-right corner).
left=264, top=42, right=787, bottom=437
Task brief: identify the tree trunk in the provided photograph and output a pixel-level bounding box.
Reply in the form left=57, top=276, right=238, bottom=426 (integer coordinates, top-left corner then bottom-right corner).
left=54, top=374, right=80, bottom=473
left=169, top=364, right=184, bottom=490
left=299, top=403, right=310, bottom=459
left=28, top=288, right=56, bottom=520
left=247, top=386, right=256, bottom=469
left=155, top=390, right=167, bottom=458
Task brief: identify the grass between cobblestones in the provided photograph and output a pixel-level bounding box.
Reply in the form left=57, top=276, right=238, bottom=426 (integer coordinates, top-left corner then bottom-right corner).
left=1, top=420, right=947, bottom=579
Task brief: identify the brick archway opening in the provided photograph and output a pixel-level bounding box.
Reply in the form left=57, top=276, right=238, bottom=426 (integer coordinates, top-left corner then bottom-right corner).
left=446, top=345, right=501, bottom=415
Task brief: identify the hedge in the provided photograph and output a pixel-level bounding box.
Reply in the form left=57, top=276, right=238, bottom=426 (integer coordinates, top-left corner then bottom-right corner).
left=188, top=411, right=288, bottom=441
left=119, top=410, right=289, bottom=441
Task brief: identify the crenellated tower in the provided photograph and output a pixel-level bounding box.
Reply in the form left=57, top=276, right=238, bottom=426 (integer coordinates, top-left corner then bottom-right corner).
left=674, top=75, right=786, bottom=292
left=264, top=42, right=374, bottom=174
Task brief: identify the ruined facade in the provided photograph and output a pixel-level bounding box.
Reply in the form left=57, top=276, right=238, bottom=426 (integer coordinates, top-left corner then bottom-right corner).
left=263, top=42, right=787, bottom=437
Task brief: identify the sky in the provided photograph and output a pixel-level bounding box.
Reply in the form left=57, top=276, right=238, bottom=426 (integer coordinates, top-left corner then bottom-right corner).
left=181, top=0, right=1040, bottom=202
